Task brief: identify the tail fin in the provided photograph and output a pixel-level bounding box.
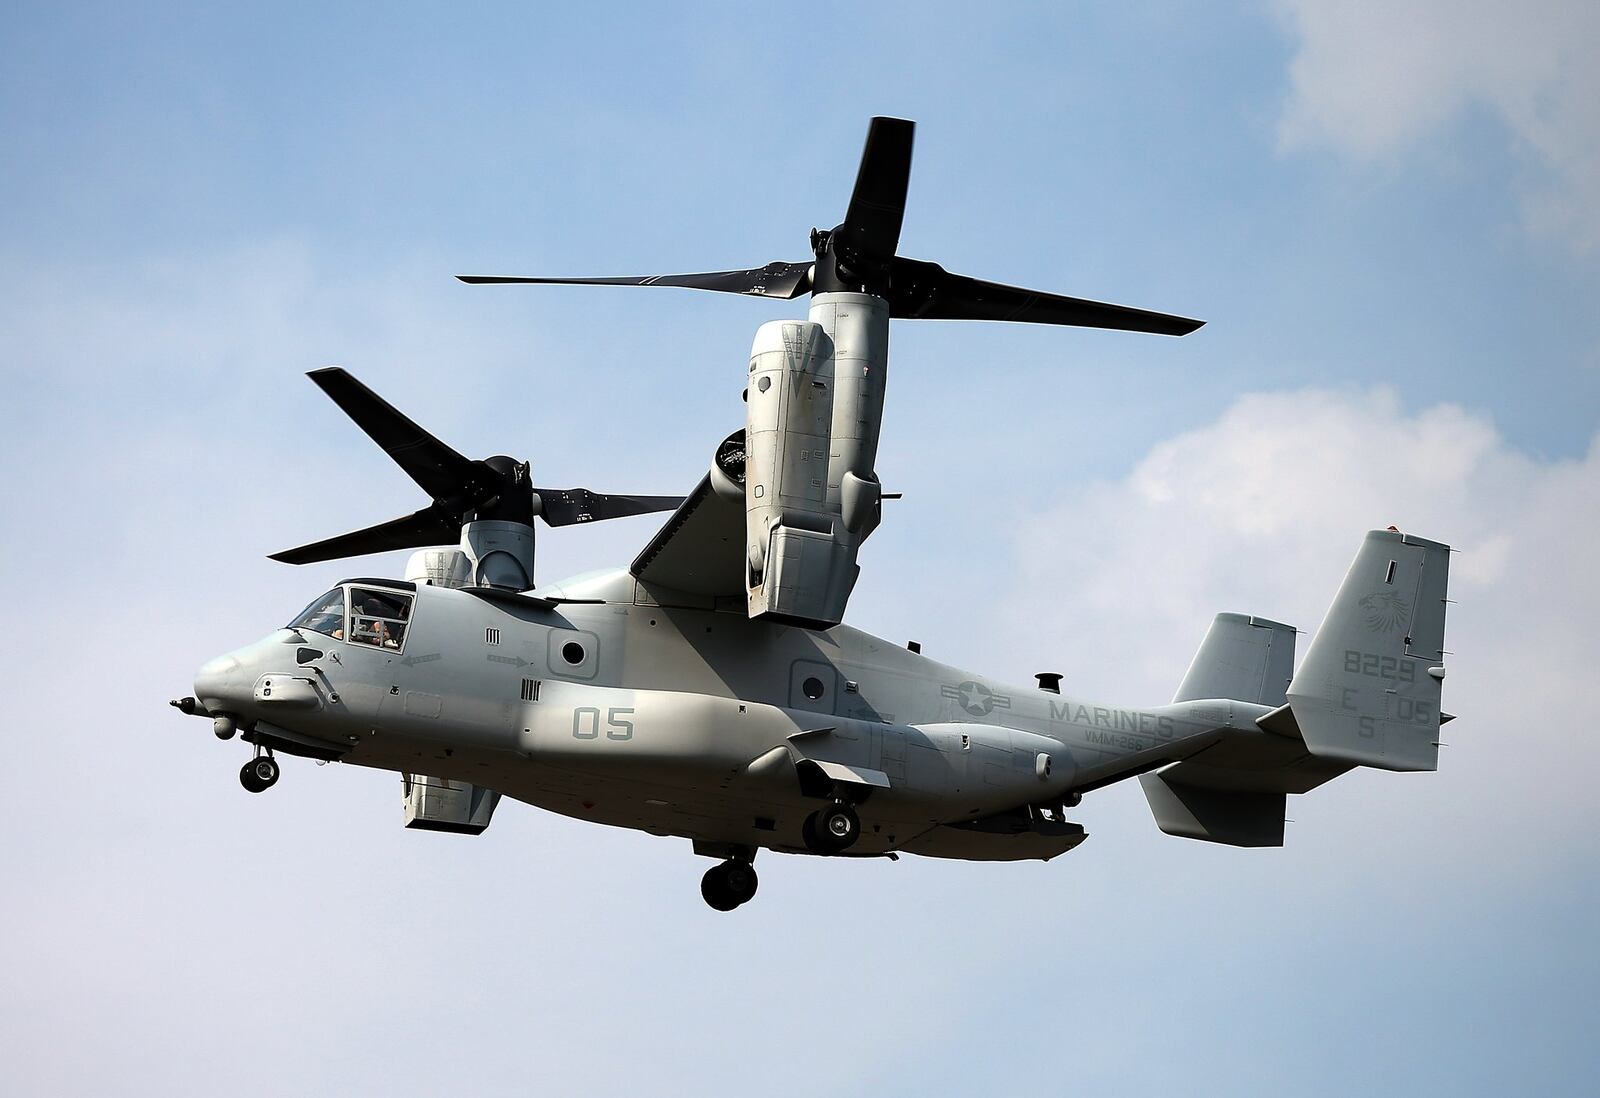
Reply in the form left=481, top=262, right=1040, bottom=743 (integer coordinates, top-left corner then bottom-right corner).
left=1140, top=530, right=1451, bottom=846
left=1173, top=613, right=1296, bottom=706
left=1273, top=529, right=1451, bottom=772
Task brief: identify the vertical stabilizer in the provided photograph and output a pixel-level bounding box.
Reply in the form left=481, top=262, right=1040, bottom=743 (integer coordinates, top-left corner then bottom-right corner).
left=1285, top=530, right=1451, bottom=772
left=1173, top=613, right=1296, bottom=706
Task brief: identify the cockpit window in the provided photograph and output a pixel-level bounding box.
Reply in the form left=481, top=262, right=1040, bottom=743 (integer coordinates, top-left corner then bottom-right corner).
left=289, top=589, right=347, bottom=639
left=349, top=587, right=412, bottom=650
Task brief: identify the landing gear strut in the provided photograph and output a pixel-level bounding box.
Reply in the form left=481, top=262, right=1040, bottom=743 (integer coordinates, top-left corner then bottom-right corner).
left=700, top=858, right=759, bottom=911
left=239, top=750, right=280, bottom=793
left=803, top=798, right=861, bottom=855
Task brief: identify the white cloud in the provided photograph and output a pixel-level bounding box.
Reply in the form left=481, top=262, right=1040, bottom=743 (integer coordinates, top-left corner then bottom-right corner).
left=1000, top=385, right=1600, bottom=872
left=1275, top=0, right=1600, bottom=249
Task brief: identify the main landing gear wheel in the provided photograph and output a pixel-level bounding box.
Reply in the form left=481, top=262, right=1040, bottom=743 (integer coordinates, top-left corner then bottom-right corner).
left=803, top=800, right=861, bottom=855
left=700, top=859, right=759, bottom=911
left=239, top=755, right=280, bottom=793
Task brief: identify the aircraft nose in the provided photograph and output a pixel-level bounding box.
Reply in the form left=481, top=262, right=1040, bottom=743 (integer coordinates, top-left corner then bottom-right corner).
left=194, top=652, right=248, bottom=714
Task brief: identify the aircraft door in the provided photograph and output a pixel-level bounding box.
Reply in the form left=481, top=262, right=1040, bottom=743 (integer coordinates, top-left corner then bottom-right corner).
left=789, top=659, right=838, bottom=716
left=877, top=728, right=908, bottom=785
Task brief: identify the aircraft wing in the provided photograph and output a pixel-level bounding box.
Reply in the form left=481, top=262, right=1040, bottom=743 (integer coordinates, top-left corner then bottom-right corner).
left=629, top=474, right=746, bottom=599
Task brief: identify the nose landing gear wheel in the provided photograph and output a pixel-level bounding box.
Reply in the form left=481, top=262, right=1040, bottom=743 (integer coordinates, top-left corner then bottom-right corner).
left=700, top=859, right=759, bottom=911
left=239, top=755, right=280, bottom=793
left=803, top=800, right=861, bottom=854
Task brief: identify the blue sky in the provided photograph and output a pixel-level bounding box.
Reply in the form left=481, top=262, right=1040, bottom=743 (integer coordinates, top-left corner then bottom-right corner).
left=3, top=3, right=1597, bottom=1095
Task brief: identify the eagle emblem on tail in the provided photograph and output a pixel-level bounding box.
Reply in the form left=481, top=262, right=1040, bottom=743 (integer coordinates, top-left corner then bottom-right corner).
left=1360, top=591, right=1410, bottom=633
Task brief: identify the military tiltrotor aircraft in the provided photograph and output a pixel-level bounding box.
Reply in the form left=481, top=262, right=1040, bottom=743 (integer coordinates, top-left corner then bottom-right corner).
left=176, top=118, right=1453, bottom=910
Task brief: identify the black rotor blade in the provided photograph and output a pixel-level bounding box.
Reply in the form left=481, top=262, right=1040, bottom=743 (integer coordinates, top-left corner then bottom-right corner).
left=887, top=258, right=1204, bottom=336
left=457, top=261, right=813, bottom=300
left=536, top=489, right=686, bottom=528
left=269, top=507, right=460, bottom=565
left=307, top=368, right=479, bottom=500
left=841, top=117, right=915, bottom=260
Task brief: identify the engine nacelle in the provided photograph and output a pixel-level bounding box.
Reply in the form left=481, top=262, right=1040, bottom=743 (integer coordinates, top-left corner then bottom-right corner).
left=709, top=429, right=747, bottom=504
left=742, top=293, right=890, bottom=626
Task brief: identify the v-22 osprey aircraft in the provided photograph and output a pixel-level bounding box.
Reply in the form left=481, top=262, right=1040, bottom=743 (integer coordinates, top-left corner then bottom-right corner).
left=176, top=118, right=1454, bottom=910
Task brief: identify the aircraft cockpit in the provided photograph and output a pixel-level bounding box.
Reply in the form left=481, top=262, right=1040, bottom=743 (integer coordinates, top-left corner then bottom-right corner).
left=288, top=582, right=414, bottom=651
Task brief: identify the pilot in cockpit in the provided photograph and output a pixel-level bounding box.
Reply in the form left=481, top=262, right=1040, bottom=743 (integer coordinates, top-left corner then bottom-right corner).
left=349, top=589, right=408, bottom=649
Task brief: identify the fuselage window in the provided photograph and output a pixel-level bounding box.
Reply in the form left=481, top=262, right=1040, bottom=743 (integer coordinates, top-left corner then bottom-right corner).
left=350, top=587, right=413, bottom=651
left=289, top=589, right=347, bottom=640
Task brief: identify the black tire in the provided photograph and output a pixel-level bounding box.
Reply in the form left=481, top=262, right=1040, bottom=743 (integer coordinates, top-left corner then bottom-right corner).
left=250, top=756, right=280, bottom=789
left=239, top=760, right=266, bottom=793
left=722, top=861, right=758, bottom=904
left=700, top=864, right=739, bottom=912
left=801, top=811, right=830, bottom=854
left=818, top=802, right=860, bottom=851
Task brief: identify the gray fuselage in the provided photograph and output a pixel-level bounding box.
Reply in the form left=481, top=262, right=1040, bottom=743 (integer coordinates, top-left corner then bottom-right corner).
left=194, top=568, right=1262, bottom=861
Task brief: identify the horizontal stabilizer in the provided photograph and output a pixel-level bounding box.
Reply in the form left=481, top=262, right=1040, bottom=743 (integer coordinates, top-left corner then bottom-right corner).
left=1173, top=613, right=1296, bottom=706
left=1139, top=770, right=1285, bottom=847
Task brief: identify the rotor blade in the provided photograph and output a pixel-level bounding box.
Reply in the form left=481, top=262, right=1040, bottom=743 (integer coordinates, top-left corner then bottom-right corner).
left=887, top=258, right=1204, bottom=336
left=536, top=488, right=686, bottom=528
left=307, top=368, right=479, bottom=500
left=268, top=507, right=459, bottom=565
left=457, top=261, right=813, bottom=300
left=841, top=117, right=915, bottom=259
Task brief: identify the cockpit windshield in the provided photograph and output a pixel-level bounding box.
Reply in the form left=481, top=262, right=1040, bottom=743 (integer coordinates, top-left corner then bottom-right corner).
left=289, top=589, right=347, bottom=639
left=288, top=586, right=414, bottom=649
